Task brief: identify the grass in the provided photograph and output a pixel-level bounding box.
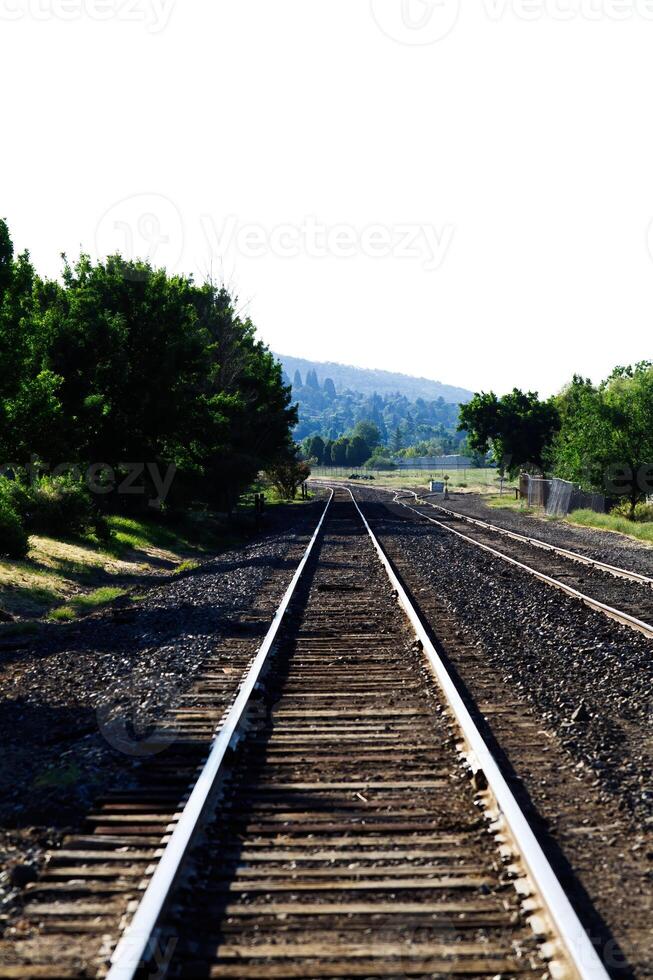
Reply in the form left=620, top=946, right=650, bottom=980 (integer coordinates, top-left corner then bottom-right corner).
left=48, top=586, right=127, bottom=621
left=0, top=511, right=234, bottom=625
left=239, top=479, right=316, bottom=509
left=106, top=515, right=203, bottom=555
left=34, top=761, right=83, bottom=789
left=565, top=508, right=653, bottom=545
left=310, top=466, right=516, bottom=493
left=0, top=483, right=317, bottom=628
left=485, top=493, right=535, bottom=515
left=173, top=559, right=200, bottom=575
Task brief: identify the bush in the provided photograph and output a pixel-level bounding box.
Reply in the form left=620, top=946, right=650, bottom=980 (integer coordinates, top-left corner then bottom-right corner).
left=21, top=476, right=94, bottom=536
left=265, top=458, right=311, bottom=501
left=0, top=484, right=29, bottom=558
left=364, top=457, right=397, bottom=471
left=610, top=499, right=653, bottom=523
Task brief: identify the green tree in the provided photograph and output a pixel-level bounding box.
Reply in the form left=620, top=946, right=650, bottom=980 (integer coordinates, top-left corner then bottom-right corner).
left=323, top=377, right=336, bottom=399
left=352, top=420, right=381, bottom=451
left=458, top=389, right=559, bottom=476
left=331, top=437, right=349, bottom=465
left=266, top=454, right=311, bottom=500
left=551, top=364, right=653, bottom=515
left=307, top=435, right=325, bottom=464
left=346, top=435, right=370, bottom=467
left=390, top=425, right=403, bottom=454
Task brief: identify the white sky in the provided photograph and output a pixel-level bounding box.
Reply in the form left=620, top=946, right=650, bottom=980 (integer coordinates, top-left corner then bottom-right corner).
left=2, top=0, right=653, bottom=397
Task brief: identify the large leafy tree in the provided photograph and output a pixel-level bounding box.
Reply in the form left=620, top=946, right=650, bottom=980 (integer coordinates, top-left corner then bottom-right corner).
left=458, top=389, right=560, bottom=476
left=0, top=220, right=65, bottom=464
left=0, top=221, right=297, bottom=513
left=186, top=284, right=297, bottom=510
left=550, top=363, right=653, bottom=514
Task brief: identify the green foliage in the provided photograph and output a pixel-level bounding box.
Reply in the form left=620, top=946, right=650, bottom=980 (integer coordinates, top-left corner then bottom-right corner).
left=611, top=499, right=653, bottom=522
left=20, top=475, right=94, bottom=536
left=289, top=363, right=463, bottom=448
left=351, top=420, right=381, bottom=450
left=567, top=508, right=653, bottom=544
left=363, top=456, right=396, bottom=470
left=458, top=389, right=560, bottom=476
left=550, top=363, right=653, bottom=513
left=0, top=482, right=29, bottom=558
left=346, top=435, right=369, bottom=466
left=265, top=457, right=311, bottom=501
left=280, top=354, right=472, bottom=403
left=0, top=220, right=297, bottom=518
left=304, top=435, right=325, bottom=464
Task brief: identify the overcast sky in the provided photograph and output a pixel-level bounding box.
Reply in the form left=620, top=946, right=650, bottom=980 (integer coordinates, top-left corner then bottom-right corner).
left=2, top=1, right=653, bottom=396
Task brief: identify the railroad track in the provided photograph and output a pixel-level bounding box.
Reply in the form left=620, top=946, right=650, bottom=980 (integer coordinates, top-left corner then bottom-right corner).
left=311, top=481, right=653, bottom=639
left=4, top=489, right=608, bottom=980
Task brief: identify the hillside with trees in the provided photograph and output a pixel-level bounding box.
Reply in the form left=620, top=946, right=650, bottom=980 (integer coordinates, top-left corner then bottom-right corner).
left=282, top=357, right=471, bottom=455
left=278, top=354, right=472, bottom=404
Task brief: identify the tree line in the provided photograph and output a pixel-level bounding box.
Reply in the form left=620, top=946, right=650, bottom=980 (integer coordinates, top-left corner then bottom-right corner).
left=0, top=219, right=298, bottom=554
left=458, top=362, right=653, bottom=516
left=289, top=368, right=463, bottom=447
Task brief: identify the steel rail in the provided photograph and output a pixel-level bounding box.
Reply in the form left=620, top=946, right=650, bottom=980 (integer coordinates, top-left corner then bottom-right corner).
left=348, top=487, right=610, bottom=980
left=310, top=478, right=653, bottom=588
left=105, top=489, right=334, bottom=980
left=388, top=489, right=653, bottom=640
left=309, top=481, right=653, bottom=639
left=409, top=492, right=653, bottom=588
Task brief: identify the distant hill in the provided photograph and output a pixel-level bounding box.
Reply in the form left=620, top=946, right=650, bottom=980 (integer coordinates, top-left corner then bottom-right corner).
left=276, top=354, right=472, bottom=405
left=275, top=353, right=472, bottom=447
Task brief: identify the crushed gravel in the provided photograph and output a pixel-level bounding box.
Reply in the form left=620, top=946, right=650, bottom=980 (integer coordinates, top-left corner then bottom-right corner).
left=359, top=492, right=653, bottom=829
left=0, top=499, right=325, bottom=924
left=433, top=491, right=653, bottom=578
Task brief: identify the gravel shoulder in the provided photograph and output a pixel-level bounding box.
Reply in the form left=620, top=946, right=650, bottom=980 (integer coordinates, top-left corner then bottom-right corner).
left=0, top=497, right=326, bottom=929
left=356, top=489, right=653, bottom=978
left=433, top=491, right=653, bottom=578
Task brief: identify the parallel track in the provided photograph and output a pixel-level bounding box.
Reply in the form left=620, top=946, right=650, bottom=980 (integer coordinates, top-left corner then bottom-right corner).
left=6, top=490, right=609, bottom=980
left=310, top=481, right=653, bottom=639
left=409, top=493, right=653, bottom=588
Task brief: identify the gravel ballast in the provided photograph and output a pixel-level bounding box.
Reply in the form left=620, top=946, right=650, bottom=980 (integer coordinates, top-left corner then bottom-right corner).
left=355, top=489, right=653, bottom=977
left=0, top=499, right=326, bottom=925
left=430, top=491, right=653, bottom=578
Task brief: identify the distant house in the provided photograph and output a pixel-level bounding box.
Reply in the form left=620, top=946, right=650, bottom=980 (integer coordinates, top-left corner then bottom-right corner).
left=394, top=455, right=472, bottom=470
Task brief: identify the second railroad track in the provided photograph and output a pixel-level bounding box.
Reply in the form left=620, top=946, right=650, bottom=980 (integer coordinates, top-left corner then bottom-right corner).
left=7, top=488, right=609, bottom=980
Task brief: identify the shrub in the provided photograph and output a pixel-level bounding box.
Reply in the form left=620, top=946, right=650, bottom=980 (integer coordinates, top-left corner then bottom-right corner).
left=265, top=458, right=311, bottom=501
left=364, top=457, right=396, bottom=471
left=610, top=499, right=653, bottom=523
left=22, top=476, right=94, bottom=536
left=0, top=483, right=29, bottom=558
